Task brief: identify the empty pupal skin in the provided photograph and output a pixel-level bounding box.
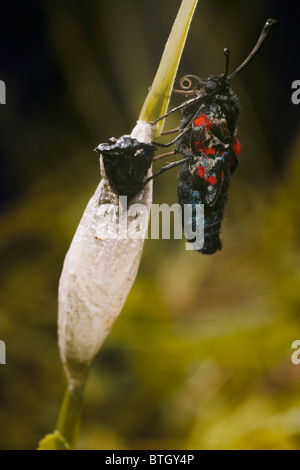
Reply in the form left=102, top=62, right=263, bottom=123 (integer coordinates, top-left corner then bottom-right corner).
left=58, top=122, right=153, bottom=393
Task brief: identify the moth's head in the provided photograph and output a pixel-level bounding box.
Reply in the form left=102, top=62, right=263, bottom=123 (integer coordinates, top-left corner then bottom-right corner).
left=204, top=74, right=229, bottom=94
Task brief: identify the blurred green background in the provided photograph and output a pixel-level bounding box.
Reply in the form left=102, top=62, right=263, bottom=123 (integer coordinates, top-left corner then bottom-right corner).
left=1, top=0, right=300, bottom=450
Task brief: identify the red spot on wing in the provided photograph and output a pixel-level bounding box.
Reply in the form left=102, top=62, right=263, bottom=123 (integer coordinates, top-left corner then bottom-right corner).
left=194, top=113, right=213, bottom=131
left=197, top=166, right=206, bottom=179
left=206, top=120, right=213, bottom=131
left=194, top=140, right=216, bottom=156
left=205, top=175, right=218, bottom=186
left=232, top=135, right=241, bottom=156
left=204, top=147, right=215, bottom=155
left=194, top=115, right=206, bottom=127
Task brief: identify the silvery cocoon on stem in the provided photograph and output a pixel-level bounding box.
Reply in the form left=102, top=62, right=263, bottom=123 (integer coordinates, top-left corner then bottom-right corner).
left=58, top=121, right=153, bottom=393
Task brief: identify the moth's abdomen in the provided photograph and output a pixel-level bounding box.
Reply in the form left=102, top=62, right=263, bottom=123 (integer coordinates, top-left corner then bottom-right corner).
left=177, top=164, right=227, bottom=255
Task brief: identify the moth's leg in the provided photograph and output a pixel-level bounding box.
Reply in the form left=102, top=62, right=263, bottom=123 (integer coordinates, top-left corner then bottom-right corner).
left=143, top=157, right=190, bottom=185
left=153, top=150, right=177, bottom=162
left=152, top=126, right=192, bottom=148
left=160, top=127, right=180, bottom=136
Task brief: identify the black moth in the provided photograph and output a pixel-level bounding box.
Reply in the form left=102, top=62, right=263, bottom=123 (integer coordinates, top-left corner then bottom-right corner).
left=149, top=18, right=276, bottom=254
left=174, top=70, right=241, bottom=255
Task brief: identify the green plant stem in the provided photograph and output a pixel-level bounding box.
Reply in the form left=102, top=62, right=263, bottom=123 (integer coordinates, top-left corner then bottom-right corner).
left=139, top=0, right=198, bottom=137
left=56, top=388, right=84, bottom=450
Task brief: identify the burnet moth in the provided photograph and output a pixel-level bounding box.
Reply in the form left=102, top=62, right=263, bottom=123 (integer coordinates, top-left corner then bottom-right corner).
left=148, top=18, right=277, bottom=254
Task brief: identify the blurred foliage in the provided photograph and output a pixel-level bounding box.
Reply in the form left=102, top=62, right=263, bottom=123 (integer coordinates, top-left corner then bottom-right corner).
left=38, top=431, right=70, bottom=450
left=0, top=0, right=300, bottom=450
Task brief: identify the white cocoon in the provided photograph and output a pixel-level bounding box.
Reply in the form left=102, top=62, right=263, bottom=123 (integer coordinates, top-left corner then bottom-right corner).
left=58, top=122, right=153, bottom=392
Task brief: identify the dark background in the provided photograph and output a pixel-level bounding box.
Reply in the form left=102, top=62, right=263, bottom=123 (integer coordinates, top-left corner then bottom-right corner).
left=0, top=0, right=300, bottom=450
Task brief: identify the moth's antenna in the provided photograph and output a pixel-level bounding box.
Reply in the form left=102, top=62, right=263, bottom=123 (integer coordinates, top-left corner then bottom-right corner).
left=228, top=18, right=277, bottom=80
left=223, top=48, right=230, bottom=80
